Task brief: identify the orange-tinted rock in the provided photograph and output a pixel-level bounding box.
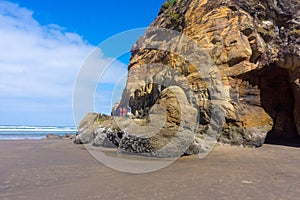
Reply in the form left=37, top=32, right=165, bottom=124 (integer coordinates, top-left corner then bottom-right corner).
left=112, top=0, right=299, bottom=151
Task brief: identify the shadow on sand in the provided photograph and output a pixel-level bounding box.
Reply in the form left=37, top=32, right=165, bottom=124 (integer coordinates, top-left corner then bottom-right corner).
left=265, top=131, right=300, bottom=148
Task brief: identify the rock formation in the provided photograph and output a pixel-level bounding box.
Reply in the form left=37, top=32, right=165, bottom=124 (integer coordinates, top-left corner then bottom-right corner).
left=76, top=0, right=300, bottom=157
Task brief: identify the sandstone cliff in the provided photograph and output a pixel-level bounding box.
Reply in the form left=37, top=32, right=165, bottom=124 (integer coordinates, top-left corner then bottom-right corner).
left=76, top=0, right=300, bottom=157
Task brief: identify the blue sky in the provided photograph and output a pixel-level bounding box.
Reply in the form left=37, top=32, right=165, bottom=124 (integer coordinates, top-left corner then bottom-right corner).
left=0, top=0, right=165, bottom=126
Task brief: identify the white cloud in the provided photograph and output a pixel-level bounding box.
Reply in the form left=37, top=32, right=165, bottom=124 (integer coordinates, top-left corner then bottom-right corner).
left=0, top=1, right=127, bottom=125
left=0, top=1, right=92, bottom=98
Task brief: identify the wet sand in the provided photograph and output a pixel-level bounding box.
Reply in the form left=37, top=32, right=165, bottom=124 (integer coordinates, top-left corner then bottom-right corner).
left=0, top=140, right=299, bottom=200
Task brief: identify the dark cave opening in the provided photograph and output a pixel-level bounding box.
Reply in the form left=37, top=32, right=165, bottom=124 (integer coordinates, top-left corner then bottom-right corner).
left=242, top=65, right=300, bottom=146
left=260, top=68, right=297, bottom=136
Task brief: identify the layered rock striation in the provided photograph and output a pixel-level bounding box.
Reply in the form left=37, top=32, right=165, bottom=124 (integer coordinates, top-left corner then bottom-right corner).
left=115, top=0, right=300, bottom=143
left=76, top=0, right=300, bottom=157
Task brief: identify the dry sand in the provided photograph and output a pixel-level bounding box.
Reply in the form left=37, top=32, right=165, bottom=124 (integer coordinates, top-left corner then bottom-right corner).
left=0, top=139, right=299, bottom=200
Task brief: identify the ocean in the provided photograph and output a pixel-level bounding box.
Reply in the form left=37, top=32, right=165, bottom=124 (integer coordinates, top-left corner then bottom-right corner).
left=0, top=125, right=77, bottom=140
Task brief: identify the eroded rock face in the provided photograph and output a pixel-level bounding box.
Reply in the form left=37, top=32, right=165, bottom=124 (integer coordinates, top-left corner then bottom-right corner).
left=113, top=0, right=300, bottom=148
left=74, top=113, right=113, bottom=144
left=77, top=0, right=299, bottom=157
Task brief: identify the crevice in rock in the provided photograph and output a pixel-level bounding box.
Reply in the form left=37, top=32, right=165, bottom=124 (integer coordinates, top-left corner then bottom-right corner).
left=228, top=56, right=247, bottom=67
left=129, top=84, right=162, bottom=119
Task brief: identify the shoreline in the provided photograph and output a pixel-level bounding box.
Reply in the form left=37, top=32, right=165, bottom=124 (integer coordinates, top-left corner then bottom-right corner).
left=0, top=139, right=299, bottom=199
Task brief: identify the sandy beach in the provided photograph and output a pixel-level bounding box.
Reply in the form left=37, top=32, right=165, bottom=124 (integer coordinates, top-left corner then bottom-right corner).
left=0, top=140, right=299, bottom=200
